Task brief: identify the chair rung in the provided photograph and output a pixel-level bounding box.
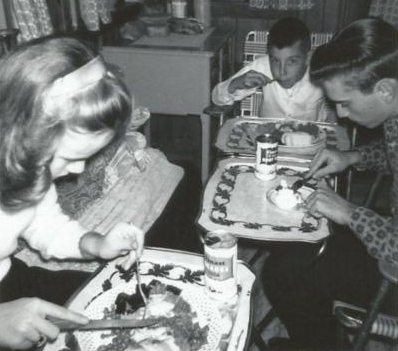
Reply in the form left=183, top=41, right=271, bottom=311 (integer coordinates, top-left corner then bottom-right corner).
left=244, top=43, right=267, bottom=52
left=334, top=301, right=398, bottom=340
left=243, top=54, right=267, bottom=65
left=372, top=315, right=398, bottom=339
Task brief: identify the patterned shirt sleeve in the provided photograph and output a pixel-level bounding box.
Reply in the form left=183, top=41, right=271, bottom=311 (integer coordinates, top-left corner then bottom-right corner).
left=349, top=207, right=397, bottom=264
left=354, top=139, right=390, bottom=173
left=349, top=118, right=398, bottom=265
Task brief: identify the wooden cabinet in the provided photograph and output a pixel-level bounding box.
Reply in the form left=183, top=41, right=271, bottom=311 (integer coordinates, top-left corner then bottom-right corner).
left=101, top=27, right=235, bottom=183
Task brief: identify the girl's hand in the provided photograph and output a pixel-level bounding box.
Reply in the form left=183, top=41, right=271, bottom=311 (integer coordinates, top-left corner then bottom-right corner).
left=98, top=222, right=144, bottom=261
left=0, top=298, right=88, bottom=350
left=305, top=187, right=358, bottom=225
left=79, top=223, right=144, bottom=268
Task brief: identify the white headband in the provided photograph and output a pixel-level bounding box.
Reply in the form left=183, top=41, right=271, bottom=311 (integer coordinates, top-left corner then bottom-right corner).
left=45, top=56, right=107, bottom=99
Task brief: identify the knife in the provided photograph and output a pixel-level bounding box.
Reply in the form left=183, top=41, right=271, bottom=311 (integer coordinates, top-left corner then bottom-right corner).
left=50, top=317, right=161, bottom=331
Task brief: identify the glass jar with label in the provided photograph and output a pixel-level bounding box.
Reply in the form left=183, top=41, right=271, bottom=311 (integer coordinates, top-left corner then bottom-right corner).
left=193, top=0, right=211, bottom=27
left=255, top=133, right=278, bottom=181
left=204, top=230, right=237, bottom=301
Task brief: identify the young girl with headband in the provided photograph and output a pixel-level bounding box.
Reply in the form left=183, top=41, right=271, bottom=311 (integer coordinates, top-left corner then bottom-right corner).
left=0, top=36, right=145, bottom=350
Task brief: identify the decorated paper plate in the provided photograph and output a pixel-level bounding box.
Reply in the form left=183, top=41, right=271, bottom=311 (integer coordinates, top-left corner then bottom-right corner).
left=267, top=183, right=314, bottom=212
left=44, top=261, right=224, bottom=351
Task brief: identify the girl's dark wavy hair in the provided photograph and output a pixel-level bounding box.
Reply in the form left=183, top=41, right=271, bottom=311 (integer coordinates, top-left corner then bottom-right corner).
left=0, top=36, right=132, bottom=212
left=310, top=17, right=398, bottom=93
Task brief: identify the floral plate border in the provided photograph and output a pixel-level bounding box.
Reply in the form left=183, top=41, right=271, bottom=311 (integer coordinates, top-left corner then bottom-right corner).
left=210, top=164, right=320, bottom=233
left=43, top=248, right=255, bottom=351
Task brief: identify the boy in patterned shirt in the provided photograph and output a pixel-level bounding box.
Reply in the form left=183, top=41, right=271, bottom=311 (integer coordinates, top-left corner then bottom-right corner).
left=262, top=18, right=398, bottom=350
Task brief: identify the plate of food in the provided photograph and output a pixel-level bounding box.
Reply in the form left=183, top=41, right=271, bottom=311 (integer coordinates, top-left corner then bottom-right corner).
left=226, top=120, right=327, bottom=156
left=267, top=179, right=314, bottom=212
left=44, top=262, right=224, bottom=351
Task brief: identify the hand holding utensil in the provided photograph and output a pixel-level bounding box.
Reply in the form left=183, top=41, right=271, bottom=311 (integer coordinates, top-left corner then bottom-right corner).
left=304, top=187, right=357, bottom=225
left=229, top=70, right=275, bottom=92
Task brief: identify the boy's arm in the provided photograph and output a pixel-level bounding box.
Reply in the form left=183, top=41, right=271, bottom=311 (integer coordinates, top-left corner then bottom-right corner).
left=349, top=126, right=396, bottom=264
left=212, top=56, right=270, bottom=106
left=349, top=208, right=397, bottom=265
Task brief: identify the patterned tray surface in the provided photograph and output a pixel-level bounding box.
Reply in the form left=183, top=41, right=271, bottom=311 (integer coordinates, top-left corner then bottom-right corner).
left=198, top=159, right=330, bottom=242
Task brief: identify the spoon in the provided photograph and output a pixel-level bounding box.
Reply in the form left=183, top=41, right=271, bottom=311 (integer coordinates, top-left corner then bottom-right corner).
left=291, top=179, right=310, bottom=192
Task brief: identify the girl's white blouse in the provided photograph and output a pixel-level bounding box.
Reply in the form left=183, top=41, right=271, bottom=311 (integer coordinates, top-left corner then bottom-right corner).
left=0, top=185, right=87, bottom=281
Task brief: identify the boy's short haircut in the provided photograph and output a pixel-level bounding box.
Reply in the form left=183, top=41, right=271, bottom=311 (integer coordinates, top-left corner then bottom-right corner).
left=310, top=17, right=398, bottom=93
left=268, top=17, right=311, bottom=52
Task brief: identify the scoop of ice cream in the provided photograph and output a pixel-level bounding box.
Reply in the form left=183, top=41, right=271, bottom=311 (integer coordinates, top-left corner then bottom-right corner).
left=274, top=180, right=301, bottom=209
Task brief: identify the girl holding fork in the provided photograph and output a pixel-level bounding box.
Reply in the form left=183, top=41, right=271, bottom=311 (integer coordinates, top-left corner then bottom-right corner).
left=0, top=36, right=144, bottom=350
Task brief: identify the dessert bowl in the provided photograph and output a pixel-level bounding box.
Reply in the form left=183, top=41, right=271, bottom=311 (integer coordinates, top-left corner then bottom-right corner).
left=267, top=182, right=313, bottom=212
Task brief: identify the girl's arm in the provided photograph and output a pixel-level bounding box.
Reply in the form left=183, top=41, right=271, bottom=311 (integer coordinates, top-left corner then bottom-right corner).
left=21, top=185, right=87, bottom=260
left=21, top=186, right=144, bottom=262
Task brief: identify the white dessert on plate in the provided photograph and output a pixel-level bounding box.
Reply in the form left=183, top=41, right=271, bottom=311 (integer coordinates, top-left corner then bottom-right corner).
left=272, top=179, right=303, bottom=210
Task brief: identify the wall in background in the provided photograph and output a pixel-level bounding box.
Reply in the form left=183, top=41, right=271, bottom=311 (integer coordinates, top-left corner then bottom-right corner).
left=0, top=0, right=371, bottom=65
left=211, top=0, right=371, bottom=65
left=0, top=0, right=6, bottom=29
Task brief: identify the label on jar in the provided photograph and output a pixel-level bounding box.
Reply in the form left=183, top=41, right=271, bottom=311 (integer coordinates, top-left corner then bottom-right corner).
left=255, top=134, right=278, bottom=181
left=204, top=230, right=237, bottom=301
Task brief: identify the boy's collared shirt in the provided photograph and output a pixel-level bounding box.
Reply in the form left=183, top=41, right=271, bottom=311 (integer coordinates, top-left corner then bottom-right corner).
left=212, top=55, right=333, bottom=122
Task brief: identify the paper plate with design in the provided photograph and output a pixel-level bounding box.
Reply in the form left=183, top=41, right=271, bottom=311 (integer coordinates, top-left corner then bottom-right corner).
left=43, top=255, right=229, bottom=351
left=198, top=158, right=330, bottom=242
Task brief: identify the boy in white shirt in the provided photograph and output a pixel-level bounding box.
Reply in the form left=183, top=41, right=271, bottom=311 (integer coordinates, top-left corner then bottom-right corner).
left=212, top=17, right=335, bottom=122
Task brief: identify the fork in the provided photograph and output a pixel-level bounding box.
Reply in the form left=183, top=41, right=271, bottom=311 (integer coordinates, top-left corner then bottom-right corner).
left=128, top=222, right=148, bottom=318
left=135, top=250, right=148, bottom=319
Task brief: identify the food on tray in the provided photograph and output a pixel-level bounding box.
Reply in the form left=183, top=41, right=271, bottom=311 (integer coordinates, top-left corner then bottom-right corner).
left=281, top=131, right=314, bottom=147
left=251, top=121, right=321, bottom=146
left=272, top=179, right=303, bottom=209
left=93, top=279, right=209, bottom=351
